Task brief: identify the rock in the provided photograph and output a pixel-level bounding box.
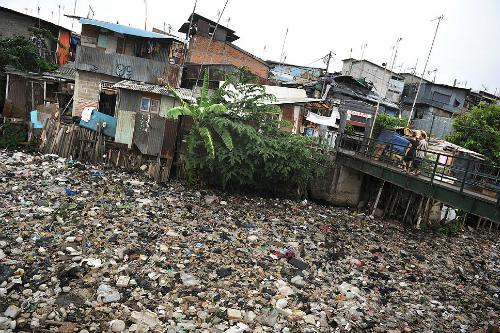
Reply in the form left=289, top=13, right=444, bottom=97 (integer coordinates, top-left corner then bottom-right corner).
left=4, top=305, right=20, bottom=318
left=109, top=319, right=126, bottom=332
left=225, top=322, right=249, bottom=333
left=130, top=310, right=160, bottom=329
left=227, top=308, right=243, bottom=320
left=303, top=314, right=316, bottom=325
left=180, top=272, right=200, bottom=287
left=204, top=195, right=217, bottom=204
left=290, top=275, right=305, bottom=287
left=275, top=298, right=288, bottom=309
left=116, top=276, right=130, bottom=287
left=247, top=235, right=259, bottom=242
left=96, top=284, right=121, bottom=303
left=0, top=316, right=13, bottom=330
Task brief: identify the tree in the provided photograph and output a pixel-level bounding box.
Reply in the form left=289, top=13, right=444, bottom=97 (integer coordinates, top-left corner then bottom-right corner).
left=0, top=27, right=60, bottom=73
left=166, top=68, right=327, bottom=195
left=0, top=28, right=60, bottom=111
left=447, top=102, right=500, bottom=164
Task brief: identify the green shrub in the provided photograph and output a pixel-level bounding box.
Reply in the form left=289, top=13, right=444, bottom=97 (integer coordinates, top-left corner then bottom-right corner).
left=373, top=113, right=408, bottom=138
left=167, top=68, right=328, bottom=196
left=0, top=122, right=28, bottom=150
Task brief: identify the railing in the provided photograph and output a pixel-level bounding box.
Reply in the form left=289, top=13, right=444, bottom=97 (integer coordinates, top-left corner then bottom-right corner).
left=336, top=132, right=500, bottom=204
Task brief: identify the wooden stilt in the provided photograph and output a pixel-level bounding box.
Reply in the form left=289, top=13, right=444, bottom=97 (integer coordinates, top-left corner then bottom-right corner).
left=402, top=193, right=412, bottom=224
left=371, top=180, right=385, bottom=218
left=414, top=196, right=424, bottom=227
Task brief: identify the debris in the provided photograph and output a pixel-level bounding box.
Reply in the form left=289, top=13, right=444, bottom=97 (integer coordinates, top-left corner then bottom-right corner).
left=0, top=150, right=497, bottom=332
left=96, top=284, right=121, bottom=303
left=227, top=308, right=243, bottom=320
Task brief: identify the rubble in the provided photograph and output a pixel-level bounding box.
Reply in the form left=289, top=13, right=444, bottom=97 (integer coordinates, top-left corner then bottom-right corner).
left=0, top=149, right=498, bottom=332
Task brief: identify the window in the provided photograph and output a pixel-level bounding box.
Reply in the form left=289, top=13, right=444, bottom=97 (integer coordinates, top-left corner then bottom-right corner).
left=140, top=97, right=160, bottom=113
left=150, top=99, right=160, bottom=113
left=140, top=97, right=150, bottom=112
left=432, top=91, right=451, bottom=104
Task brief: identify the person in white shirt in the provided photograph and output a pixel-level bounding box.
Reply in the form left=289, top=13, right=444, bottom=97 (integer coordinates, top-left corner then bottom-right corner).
left=413, top=132, right=428, bottom=175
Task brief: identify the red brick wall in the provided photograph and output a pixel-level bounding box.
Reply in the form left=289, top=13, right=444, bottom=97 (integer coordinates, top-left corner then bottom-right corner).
left=187, top=35, right=269, bottom=79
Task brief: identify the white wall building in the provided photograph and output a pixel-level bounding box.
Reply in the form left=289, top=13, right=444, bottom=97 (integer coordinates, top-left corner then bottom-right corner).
left=342, top=58, right=404, bottom=104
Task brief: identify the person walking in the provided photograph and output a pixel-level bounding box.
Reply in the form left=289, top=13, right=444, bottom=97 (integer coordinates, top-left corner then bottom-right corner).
left=403, top=137, right=417, bottom=172
left=413, top=132, right=428, bottom=175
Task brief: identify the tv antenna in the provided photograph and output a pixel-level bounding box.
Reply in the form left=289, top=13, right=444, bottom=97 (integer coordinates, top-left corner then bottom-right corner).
left=87, top=5, right=94, bottom=18
left=427, top=68, right=438, bottom=82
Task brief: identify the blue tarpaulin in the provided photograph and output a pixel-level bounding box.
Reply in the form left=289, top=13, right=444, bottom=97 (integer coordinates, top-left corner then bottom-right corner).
left=376, top=129, right=409, bottom=155
left=79, top=111, right=117, bottom=137
left=30, top=111, right=43, bottom=129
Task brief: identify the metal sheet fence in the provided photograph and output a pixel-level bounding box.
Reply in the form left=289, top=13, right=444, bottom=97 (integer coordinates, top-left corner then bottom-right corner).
left=413, top=114, right=454, bottom=139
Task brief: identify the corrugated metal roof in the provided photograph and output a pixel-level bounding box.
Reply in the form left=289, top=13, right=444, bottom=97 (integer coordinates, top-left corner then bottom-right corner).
left=263, top=85, right=323, bottom=104
left=113, top=80, right=197, bottom=103
left=79, top=18, right=185, bottom=43
left=43, top=62, right=76, bottom=80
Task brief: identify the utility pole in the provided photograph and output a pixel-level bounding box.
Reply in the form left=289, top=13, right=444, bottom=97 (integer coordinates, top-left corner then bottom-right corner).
left=58, top=4, right=61, bottom=25
left=390, top=37, right=403, bottom=73
left=144, top=0, right=148, bottom=30
left=368, top=42, right=396, bottom=140
left=71, top=0, right=77, bottom=29
left=277, top=28, right=289, bottom=80
left=321, top=51, right=333, bottom=97
left=368, top=61, right=389, bottom=140
left=407, top=15, right=444, bottom=126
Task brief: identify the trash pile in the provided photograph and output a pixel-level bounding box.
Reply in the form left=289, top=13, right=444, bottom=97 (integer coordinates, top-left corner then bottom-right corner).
left=0, top=150, right=498, bottom=333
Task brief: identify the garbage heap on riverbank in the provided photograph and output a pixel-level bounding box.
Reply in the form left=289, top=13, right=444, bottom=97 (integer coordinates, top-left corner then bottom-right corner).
left=0, top=150, right=498, bottom=333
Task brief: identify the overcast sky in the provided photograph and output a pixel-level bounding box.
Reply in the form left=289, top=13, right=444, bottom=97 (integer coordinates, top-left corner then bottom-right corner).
left=2, top=0, right=499, bottom=94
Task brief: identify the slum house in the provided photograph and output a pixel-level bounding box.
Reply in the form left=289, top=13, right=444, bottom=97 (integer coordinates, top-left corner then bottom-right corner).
left=266, top=60, right=323, bottom=87
left=2, top=63, right=75, bottom=123
left=179, top=13, right=269, bottom=89
left=111, top=80, right=196, bottom=157
left=182, top=63, right=242, bottom=90
left=322, top=75, right=400, bottom=138
left=399, top=72, right=432, bottom=86
left=342, top=58, right=405, bottom=104
left=402, top=82, right=469, bottom=118
left=401, top=82, right=470, bottom=138
left=73, top=18, right=185, bottom=118
left=0, top=6, right=78, bottom=115
left=0, top=6, right=77, bottom=67
left=261, top=85, right=325, bottom=134
left=465, top=89, right=500, bottom=109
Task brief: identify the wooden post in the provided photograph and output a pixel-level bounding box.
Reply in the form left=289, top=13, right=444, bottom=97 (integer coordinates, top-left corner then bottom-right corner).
left=402, top=193, right=412, bottom=224
left=390, top=188, right=400, bottom=216
left=371, top=180, right=385, bottom=218
left=383, top=187, right=394, bottom=218
left=414, top=195, right=424, bottom=226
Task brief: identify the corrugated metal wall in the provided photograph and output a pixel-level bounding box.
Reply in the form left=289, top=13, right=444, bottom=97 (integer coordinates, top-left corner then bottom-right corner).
left=132, top=112, right=181, bottom=157
left=413, top=115, right=454, bottom=139
left=117, top=90, right=142, bottom=112
left=115, top=110, right=136, bottom=147
left=76, top=45, right=181, bottom=85
left=162, top=119, right=179, bottom=159
left=159, top=95, right=176, bottom=117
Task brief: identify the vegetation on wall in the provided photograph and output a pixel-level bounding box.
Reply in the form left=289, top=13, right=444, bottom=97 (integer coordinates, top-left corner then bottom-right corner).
left=373, top=113, right=409, bottom=138
left=166, top=68, right=327, bottom=196
left=447, top=102, right=500, bottom=164
left=0, top=28, right=60, bottom=73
